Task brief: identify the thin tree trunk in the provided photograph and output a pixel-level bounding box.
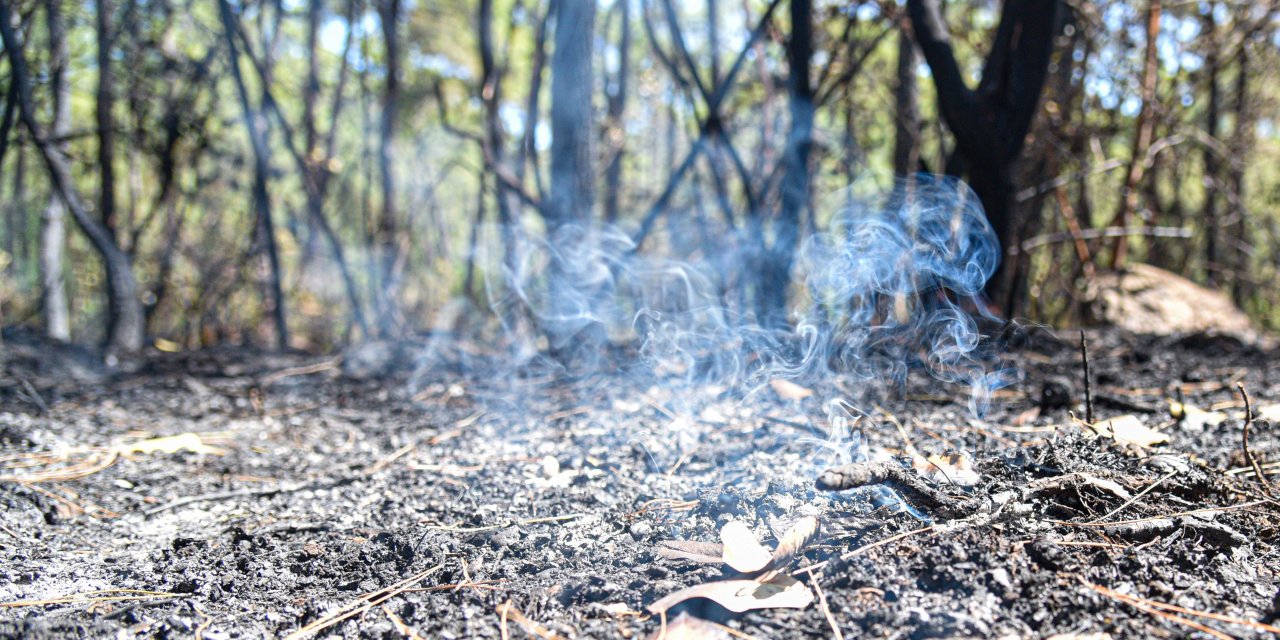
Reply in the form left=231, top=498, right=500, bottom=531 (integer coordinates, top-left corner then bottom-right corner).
left=603, top=0, right=631, bottom=224
left=759, top=0, right=813, bottom=325
left=892, top=27, right=920, bottom=178
left=546, top=0, right=596, bottom=228
left=1109, top=0, right=1160, bottom=270
left=42, top=0, right=71, bottom=341
left=375, top=0, right=402, bottom=335
left=218, top=0, right=289, bottom=349
left=1201, top=8, right=1220, bottom=285
left=97, top=0, right=117, bottom=237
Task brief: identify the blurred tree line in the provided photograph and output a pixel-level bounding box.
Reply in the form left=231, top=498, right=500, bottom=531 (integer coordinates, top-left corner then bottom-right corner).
left=0, top=0, right=1277, bottom=354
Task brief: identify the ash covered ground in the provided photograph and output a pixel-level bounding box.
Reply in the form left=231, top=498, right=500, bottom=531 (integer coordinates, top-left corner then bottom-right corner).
left=1, top=327, right=1278, bottom=639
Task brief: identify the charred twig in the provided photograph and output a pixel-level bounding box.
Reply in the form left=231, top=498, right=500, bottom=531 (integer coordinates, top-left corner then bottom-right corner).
left=1237, top=383, right=1273, bottom=496
left=1080, top=331, right=1094, bottom=424
left=815, top=462, right=973, bottom=519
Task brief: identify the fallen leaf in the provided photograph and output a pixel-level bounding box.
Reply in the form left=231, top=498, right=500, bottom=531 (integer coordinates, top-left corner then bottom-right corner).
left=719, top=522, right=772, bottom=573
left=646, top=576, right=814, bottom=615
left=1085, top=415, right=1168, bottom=447
left=912, top=452, right=980, bottom=486
left=648, top=613, right=730, bottom=640
left=1168, top=401, right=1227, bottom=430
left=769, top=379, right=814, bottom=401
left=656, top=540, right=725, bottom=565
left=118, top=433, right=227, bottom=456
left=1254, top=404, right=1280, bottom=422
left=764, top=516, right=818, bottom=572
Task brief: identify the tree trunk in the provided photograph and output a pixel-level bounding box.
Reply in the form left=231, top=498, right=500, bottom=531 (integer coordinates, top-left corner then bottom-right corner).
left=758, top=0, right=813, bottom=325
left=42, top=0, right=71, bottom=341
left=96, top=0, right=117, bottom=237
left=375, top=0, right=402, bottom=335
left=892, top=27, right=920, bottom=178
left=0, top=5, right=145, bottom=355
left=603, top=0, right=631, bottom=224
left=218, top=0, right=289, bottom=349
left=907, top=0, right=1061, bottom=304
left=546, top=0, right=596, bottom=228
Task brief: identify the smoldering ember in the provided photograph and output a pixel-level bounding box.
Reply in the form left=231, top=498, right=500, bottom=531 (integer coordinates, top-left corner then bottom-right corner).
left=2, top=1, right=1280, bottom=639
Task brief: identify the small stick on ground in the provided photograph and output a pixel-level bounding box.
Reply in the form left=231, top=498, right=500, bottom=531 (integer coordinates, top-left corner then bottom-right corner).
left=1080, top=331, right=1094, bottom=424
left=1237, top=383, right=1274, bottom=496
left=804, top=568, right=845, bottom=640
left=815, top=462, right=973, bottom=518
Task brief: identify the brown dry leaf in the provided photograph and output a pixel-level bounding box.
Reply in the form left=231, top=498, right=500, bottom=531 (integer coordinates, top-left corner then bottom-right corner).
left=1085, top=415, right=1168, bottom=447
left=657, top=540, right=725, bottom=564
left=646, top=576, right=814, bottom=615
left=769, top=379, right=814, bottom=401
left=647, top=613, right=730, bottom=640
left=764, top=516, right=818, bottom=572
left=719, top=522, right=772, bottom=573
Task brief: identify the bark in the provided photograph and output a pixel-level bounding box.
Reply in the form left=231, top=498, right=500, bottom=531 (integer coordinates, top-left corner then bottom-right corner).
left=546, top=0, right=596, bottom=227
left=42, top=0, right=71, bottom=341
left=907, top=0, right=1062, bottom=303
left=0, top=4, right=145, bottom=354
left=218, top=0, right=290, bottom=349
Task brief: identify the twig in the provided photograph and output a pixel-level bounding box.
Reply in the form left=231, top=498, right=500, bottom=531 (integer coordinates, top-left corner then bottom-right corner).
left=1086, top=469, right=1177, bottom=524
left=2, top=589, right=185, bottom=608
left=382, top=605, right=427, bottom=640
left=144, top=477, right=355, bottom=517
left=1082, top=578, right=1280, bottom=637
left=1080, top=331, right=1094, bottom=424
left=258, top=357, right=342, bottom=386
left=283, top=564, right=444, bottom=640
left=494, top=601, right=564, bottom=640
left=1237, top=383, right=1273, bottom=495
left=804, top=568, right=845, bottom=640
left=794, top=525, right=936, bottom=575
left=815, top=462, right=971, bottom=518
left=1051, top=499, right=1269, bottom=527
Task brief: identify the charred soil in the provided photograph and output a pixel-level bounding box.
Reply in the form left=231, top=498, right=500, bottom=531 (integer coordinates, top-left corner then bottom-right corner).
left=1, top=328, right=1278, bottom=639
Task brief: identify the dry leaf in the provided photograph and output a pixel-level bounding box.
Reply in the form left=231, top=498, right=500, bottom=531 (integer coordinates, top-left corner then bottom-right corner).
left=769, top=379, right=814, bottom=401
left=648, top=613, right=730, bottom=640
left=657, top=540, right=725, bottom=565
left=119, top=433, right=227, bottom=456
left=1085, top=415, right=1168, bottom=447
left=646, top=576, right=814, bottom=615
left=765, top=516, right=818, bottom=572
left=912, top=452, right=980, bottom=486
left=1254, top=404, right=1280, bottom=422
left=719, top=522, right=772, bottom=573
left=1168, top=401, right=1227, bottom=430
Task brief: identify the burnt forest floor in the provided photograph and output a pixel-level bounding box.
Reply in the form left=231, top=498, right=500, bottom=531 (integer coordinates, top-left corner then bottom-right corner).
left=1, top=327, right=1278, bottom=639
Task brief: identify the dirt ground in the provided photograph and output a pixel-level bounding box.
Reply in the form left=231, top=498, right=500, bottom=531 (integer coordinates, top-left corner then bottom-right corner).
left=1, top=326, right=1278, bottom=639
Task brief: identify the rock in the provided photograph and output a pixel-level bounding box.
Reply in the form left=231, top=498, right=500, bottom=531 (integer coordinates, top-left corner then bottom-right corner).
left=1087, top=263, right=1259, bottom=340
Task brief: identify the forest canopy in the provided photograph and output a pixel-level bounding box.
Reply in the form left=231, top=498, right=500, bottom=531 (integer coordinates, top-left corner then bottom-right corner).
left=1, top=0, right=1278, bottom=353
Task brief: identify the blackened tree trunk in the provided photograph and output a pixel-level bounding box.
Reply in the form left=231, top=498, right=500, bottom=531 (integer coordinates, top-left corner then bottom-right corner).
left=41, top=0, right=71, bottom=341
left=97, top=0, right=117, bottom=237
left=375, top=0, right=402, bottom=335
left=603, top=0, right=631, bottom=224
left=907, top=0, right=1061, bottom=303
left=892, top=28, right=920, bottom=178
left=0, top=4, right=145, bottom=355
left=759, top=0, right=813, bottom=325
left=546, top=0, right=596, bottom=228
left=218, top=0, right=289, bottom=349
left=1200, top=8, right=1220, bottom=285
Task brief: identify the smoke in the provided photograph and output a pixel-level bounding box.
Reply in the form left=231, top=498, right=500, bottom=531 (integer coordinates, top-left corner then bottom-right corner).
left=411, top=174, right=1019, bottom=468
